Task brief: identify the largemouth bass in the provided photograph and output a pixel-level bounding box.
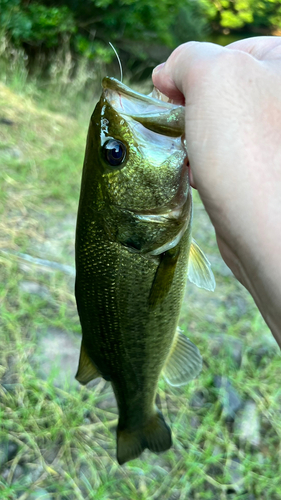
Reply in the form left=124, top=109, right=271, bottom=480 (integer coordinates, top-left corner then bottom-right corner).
left=75, top=77, right=215, bottom=465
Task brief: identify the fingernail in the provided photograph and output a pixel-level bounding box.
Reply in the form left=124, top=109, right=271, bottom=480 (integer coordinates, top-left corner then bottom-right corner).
left=152, top=62, right=165, bottom=75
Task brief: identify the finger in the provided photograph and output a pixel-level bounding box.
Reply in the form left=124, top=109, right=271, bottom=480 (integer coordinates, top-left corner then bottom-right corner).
left=152, top=62, right=185, bottom=105
left=152, top=41, right=225, bottom=102
left=227, top=36, right=281, bottom=60
left=187, top=164, right=196, bottom=189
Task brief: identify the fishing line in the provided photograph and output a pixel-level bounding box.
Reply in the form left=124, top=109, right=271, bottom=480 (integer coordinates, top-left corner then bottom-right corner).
left=109, top=42, right=123, bottom=82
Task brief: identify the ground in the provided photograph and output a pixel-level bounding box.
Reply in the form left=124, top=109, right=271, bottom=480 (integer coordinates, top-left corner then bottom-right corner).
left=0, top=81, right=281, bottom=500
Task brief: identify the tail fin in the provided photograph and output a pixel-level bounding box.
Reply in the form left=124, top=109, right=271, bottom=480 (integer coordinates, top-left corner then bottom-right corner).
left=117, top=410, right=172, bottom=465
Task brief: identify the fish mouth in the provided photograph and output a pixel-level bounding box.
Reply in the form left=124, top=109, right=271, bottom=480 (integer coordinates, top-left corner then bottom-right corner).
left=102, top=77, right=178, bottom=112
left=102, top=77, right=185, bottom=138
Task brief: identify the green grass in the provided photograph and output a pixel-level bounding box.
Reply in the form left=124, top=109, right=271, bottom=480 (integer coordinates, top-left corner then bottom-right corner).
left=1, top=75, right=281, bottom=500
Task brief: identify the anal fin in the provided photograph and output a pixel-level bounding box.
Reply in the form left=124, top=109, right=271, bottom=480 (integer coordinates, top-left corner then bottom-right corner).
left=163, top=327, right=202, bottom=386
left=75, top=341, right=100, bottom=385
left=187, top=238, right=216, bottom=291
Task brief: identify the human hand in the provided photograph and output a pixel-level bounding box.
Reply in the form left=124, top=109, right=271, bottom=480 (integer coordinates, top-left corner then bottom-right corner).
left=153, top=37, right=281, bottom=344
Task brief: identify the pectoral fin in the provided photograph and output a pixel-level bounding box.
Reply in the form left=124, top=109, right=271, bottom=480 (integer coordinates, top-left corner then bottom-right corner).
left=163, top=328, right=202, bottom=386
left=149, top=246, right=180, bottom=308
left=75, top=341, right=100, bottom=385
left=187, top=238, right=216, bottom=291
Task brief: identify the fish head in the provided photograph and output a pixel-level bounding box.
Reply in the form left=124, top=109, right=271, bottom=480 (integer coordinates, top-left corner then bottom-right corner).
left=81, top=77, right=191, bottom=254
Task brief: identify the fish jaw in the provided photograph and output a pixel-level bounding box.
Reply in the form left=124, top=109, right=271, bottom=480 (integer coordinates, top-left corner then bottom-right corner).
left=102, top=77, right=183, bottom=116
left=102, top=77, right=185, bottom=138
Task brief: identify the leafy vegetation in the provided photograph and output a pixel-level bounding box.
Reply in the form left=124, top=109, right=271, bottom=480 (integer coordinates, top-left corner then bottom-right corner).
left=201, top=0, right=281, bottom=33
left=1, top=0, right=280, bottom=83
left=0, top=0, right=207, bottom=78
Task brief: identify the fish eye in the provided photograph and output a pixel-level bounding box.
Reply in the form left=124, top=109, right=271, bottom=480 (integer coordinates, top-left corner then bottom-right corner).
left=103, top=139, right=126, bottom=167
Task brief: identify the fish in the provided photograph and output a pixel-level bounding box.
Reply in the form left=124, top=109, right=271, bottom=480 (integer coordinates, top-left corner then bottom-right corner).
left=75, top=77, right=215, bottom=465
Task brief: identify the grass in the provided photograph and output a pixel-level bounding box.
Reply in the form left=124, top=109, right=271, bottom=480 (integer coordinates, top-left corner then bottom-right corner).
left=1, top=70, right=281, bottom=500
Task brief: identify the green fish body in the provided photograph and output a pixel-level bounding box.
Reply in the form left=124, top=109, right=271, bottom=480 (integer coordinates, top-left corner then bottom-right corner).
left=75, top=78, right=215, bottom=464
